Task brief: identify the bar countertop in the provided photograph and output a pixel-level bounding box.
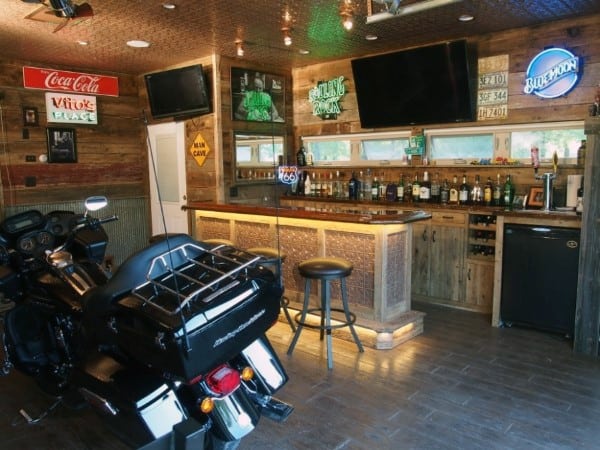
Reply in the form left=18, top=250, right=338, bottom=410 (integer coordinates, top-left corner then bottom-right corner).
left=184, top=202, right=432, bottom=224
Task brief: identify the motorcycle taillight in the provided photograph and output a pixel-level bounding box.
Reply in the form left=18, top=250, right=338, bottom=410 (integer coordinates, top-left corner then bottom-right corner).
left=204, top=364, right=241, bottom=396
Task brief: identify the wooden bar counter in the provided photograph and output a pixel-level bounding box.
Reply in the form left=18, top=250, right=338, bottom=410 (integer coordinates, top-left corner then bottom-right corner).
left=184, top=202, right=432, bottom=349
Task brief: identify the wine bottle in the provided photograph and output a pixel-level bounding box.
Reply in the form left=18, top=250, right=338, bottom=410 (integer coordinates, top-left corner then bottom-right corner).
left=412, top=173, right=421, bottom=203
left=430, top=172, right=441, bottom=203
left=577, top=140, right=586, bottom=167
left=503, top=174, right=515, bottom=210
left=470, top=175, right=482, bottom=205
left=296, top=146, right=306, bottom=166
left=440, top=178, right=450, bottom=204
left=371, top=176, right=379, bottom=201
left=396, top=175, right=405, bottom=202
left=385, top=177, right=397, bottom=202
left=419, top=171, right=431, bottom=202
left=348, top=172, right=359, bottom=200
left=459, top=174, right=470, bottom=205
left=483, top=176, right=493, bottom=206
left=449, top=175, right=459, bottom=205
left=493, top=173, right=503, bottom=206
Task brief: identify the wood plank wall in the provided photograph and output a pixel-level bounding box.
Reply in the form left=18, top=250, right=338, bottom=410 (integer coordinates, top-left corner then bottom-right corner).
left=290, top=15, right=600, bottom=195
left=0, top=59, right=146, bottom=208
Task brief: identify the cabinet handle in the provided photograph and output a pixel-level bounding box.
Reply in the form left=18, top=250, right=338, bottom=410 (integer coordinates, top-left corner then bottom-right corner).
left=441, top=215, right=454, bottom=220
left=422, top=229, right=427, bottom=241
left=432, top=230, right=436, bottom=243
left=467, top=268, right=471, bottom=281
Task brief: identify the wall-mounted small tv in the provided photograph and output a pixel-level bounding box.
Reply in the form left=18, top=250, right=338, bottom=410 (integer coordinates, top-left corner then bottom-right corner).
left=351, top=40, right=476, bottom=128
left=144, top=64, right=211, bottom=120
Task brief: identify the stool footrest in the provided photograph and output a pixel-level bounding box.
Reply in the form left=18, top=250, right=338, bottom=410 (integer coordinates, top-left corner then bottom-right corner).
left=294, top=308, right=356, bottom=331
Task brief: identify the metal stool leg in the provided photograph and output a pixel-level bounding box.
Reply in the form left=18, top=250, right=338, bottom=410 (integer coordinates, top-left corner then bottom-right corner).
left=281, top=295, right=296, bottom=332
left=340, top=278, right=364, bottom=353
left=287, top=278, right=311, bottom=355
left=323, top=279, right=333, bottom=370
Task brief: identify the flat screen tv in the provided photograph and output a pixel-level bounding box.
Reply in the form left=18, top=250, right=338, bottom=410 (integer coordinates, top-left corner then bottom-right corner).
left=144, top=64, right=211, bottom=119
left=351, top=40, right=476, bottom=128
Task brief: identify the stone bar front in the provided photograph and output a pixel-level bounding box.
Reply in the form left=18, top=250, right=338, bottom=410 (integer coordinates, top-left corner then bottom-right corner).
left=184, top=203, right=431, bottom=349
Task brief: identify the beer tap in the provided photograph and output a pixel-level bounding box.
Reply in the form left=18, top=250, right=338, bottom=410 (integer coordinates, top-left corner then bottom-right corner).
left=531, top=146, right=557, bottom=211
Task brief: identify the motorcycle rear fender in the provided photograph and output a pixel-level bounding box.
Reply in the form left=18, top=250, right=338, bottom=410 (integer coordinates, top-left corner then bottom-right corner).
left=239, top=335, right=289, bottom=395
left=208, top=388, right=259, bottom=441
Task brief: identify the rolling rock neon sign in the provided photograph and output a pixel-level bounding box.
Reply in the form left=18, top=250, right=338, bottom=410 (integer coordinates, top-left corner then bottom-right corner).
left=524, top=48, right=580, bottom=99
left=308, top=76, right=346, bottom=119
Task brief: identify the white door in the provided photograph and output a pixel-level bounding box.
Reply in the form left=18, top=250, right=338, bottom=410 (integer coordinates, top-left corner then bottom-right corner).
left=147, top=122, right=188, bottom=236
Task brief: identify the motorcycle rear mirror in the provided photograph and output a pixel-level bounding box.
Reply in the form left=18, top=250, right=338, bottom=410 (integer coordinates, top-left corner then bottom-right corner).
left=84, top=196, right=108, bottom=212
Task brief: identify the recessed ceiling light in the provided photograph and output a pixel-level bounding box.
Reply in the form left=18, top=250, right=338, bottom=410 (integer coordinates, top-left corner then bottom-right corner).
left=162, top=3, right=176, bottom=9
left=126, top=40, right=150, bottom=48
left=458, top=14, right=474, bottom=22
left=365, top=34, right=378, bottom=41
left=77, top=40, right=89, bottom=46
left=299, top=49, right=310, bottom=55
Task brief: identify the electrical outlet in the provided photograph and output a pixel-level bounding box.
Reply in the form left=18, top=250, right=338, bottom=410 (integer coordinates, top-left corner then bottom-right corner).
left=25, top=176, right=36, bottom=187
left=25, top=155, right=36, bottom=162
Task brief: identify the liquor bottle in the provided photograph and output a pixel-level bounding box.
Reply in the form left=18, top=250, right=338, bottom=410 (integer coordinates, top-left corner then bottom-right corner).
left=348, top=171, right=359, bottom=200
left=493, top=173, right=503, bottom=206
left=503, top=174, right=515, bottom=210
left=404, top=176, right=413, bottom=203
left=296, top=146, right=306, bottom=166
left=449, top=175, right=459, bottom=205
left=440, top=178, right=450, bottom=204
left=333, top=171, right=340, bottom=198
left=483, top=176, right=493, bottom=206
left=371, top=176, right=379, bottom=201
left=297, top=170, right=305, bottom=196
left=430, top=172, right=441, bottom=203
left=327, top=172, right=334, bottom=198
left=396, top=175, right=405, bottom=202
left=314, top=172, right=321, bottom=197
left=378, top=174, right=387, bottom=200
left=459, top=174, right=470, bottom=205
left=577, top=140, right=586, bottom=167
left=419, top=171, right=431, bottom=202
left=576, top=177, right=584, bottom=215
left=305, top=147, right=314, bottom=166
left=385, top=177, right=397, bottom=202
left=362, top=169, right=372, bottom=201
left=412, top=173, right=421, bottom=203
left=304, top=171, right=312, bottom=196
left=470, top=175, right=482, bottom=205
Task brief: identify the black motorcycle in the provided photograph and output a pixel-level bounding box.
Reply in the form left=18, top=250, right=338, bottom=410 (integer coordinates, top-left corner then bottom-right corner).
left=0, top=196, right=292, bottom=449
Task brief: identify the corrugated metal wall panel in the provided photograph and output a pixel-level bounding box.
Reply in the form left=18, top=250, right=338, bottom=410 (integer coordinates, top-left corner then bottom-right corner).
left=5, top=197, right=150, bottom=266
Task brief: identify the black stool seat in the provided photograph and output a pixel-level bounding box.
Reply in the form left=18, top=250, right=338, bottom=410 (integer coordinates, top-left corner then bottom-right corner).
left=298, top=257, right=352, bottom=279
left=287, top=256, right=363, bottom=369
left=247, top=247, right=295, bottom=332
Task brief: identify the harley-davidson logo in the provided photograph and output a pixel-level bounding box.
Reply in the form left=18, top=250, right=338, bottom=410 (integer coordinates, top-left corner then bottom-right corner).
left=213, top=310, right=265, bottom=348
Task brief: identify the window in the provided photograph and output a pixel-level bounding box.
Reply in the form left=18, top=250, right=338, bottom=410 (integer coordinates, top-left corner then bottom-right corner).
left=300, top=121, right=583, bottom=166
left=360, top=138, right=410, bottom=161
left=258, top=142, right=283, bottom=163
left=429, top=133, right=494, bottom=161
left=510, top=126, right=585, bottom=162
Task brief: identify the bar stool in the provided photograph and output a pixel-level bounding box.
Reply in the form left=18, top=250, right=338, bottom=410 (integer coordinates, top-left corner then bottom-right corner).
left=247, top=246, right=296, bottom=332
left=203, top=238, right=235, bottom=248
left=287, top=257, right=364, bottom=369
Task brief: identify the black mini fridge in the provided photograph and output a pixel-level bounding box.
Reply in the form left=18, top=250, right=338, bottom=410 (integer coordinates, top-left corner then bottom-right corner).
left=500, top=224, right=580, bottom=336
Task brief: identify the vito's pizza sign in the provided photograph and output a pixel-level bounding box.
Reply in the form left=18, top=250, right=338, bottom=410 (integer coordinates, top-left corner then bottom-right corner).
left=23, top=66, right=119, bottom=97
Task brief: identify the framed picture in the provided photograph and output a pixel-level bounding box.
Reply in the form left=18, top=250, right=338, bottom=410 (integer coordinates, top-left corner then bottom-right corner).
left=231, top=68, right=285, bottom=123
left=23, top=106, right=39, bottom=126
left=46, top=127, right=77, bottom=163
left=527, top=186, right=545, bottom=208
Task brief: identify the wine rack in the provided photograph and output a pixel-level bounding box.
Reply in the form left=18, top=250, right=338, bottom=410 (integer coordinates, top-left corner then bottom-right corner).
left=468, top=213, right=497, bottom=260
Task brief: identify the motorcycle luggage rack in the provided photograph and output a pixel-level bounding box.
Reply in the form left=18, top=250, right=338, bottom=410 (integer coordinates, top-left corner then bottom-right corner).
left=132, top=243, right=261, bottom=316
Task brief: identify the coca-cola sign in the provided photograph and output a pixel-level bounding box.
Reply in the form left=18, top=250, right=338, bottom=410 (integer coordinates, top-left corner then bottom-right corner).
left=23, top=66, right=119, bottom=97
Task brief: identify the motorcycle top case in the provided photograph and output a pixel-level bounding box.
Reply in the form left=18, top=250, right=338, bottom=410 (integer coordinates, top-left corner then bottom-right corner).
left=82, top=235, right=283, bottom=381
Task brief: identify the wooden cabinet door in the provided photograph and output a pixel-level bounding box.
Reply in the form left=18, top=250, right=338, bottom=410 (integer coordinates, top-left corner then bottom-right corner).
left=465, top=260, right=494, bottom=312
left=429, top=225, right=465, bottom=302
left=411, top=221, right=430, bottom=296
